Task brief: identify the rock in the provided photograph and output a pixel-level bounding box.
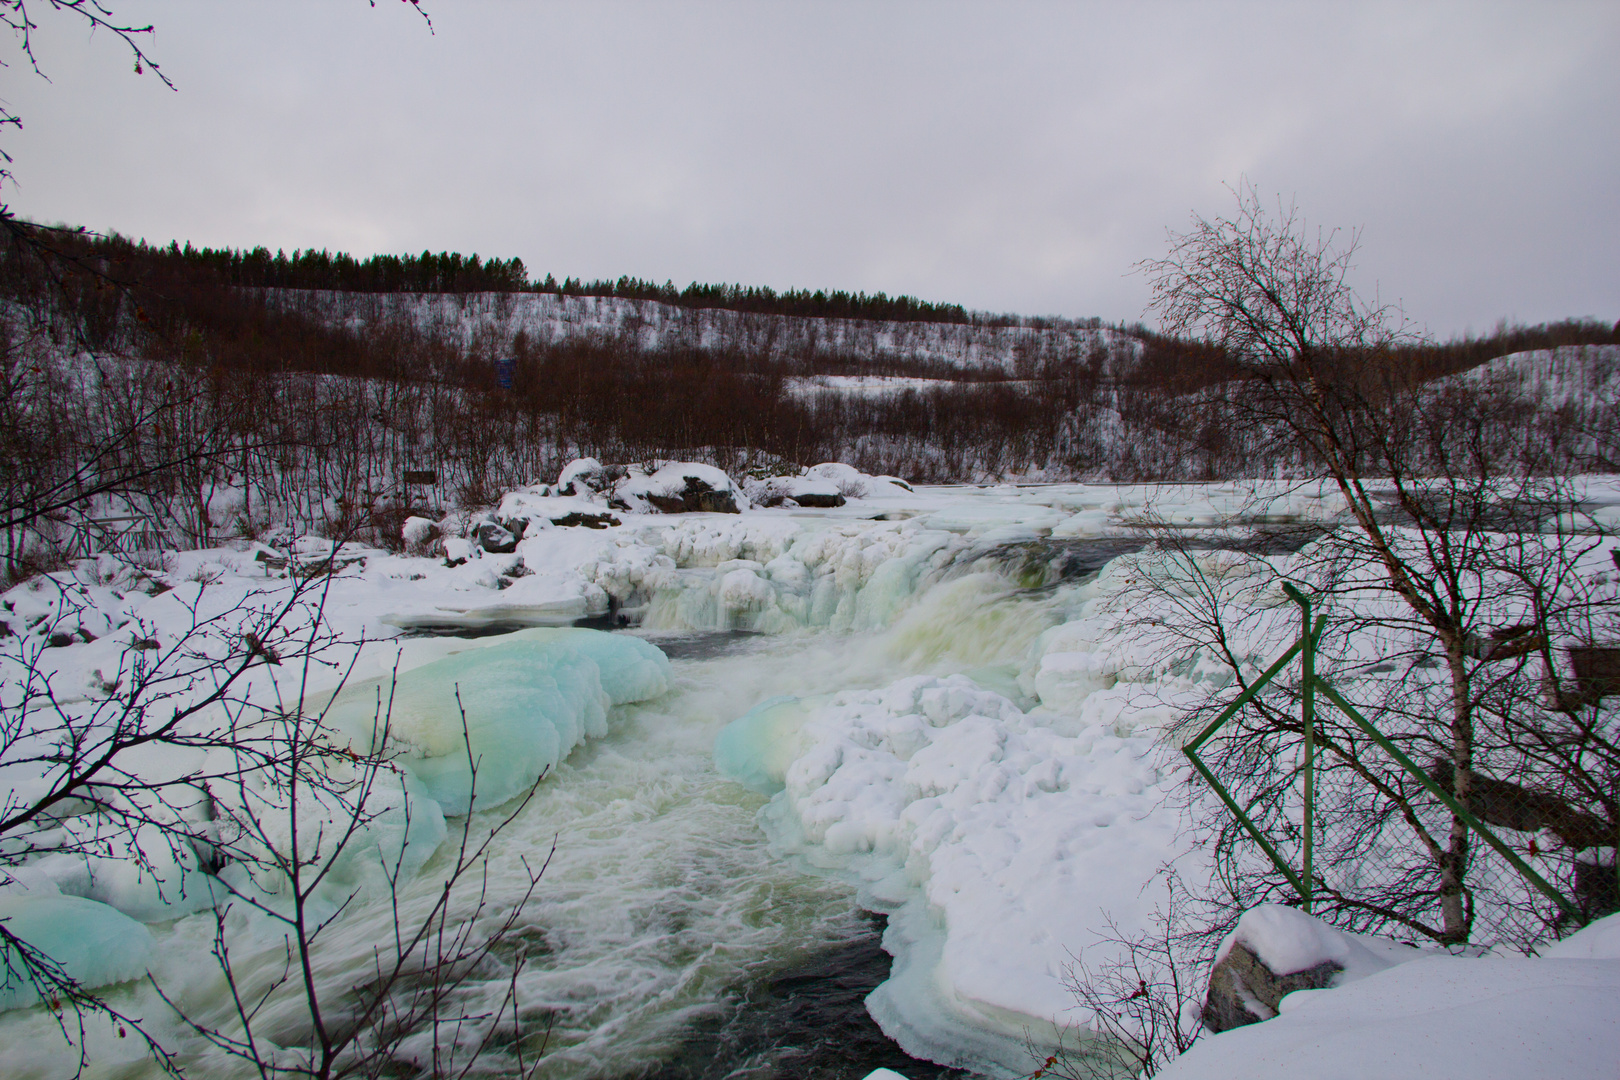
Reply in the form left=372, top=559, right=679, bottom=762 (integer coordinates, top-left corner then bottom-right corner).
left=401, top=516, right=441, bottom=555
left=742, top=474, right=845, bottom=508
left=252, top=545, right=290, bottom=572
left=476, top=521, right=518, bottom=554
left=645, top=476, right=740, bottom=515
left=614, top=462, right=747, bottom=514
left=442, top=537, right=475, bottom=567
left=550, top=512, right=621, bottom=529
left=555, top=457, right=622, bottom=496
left=791, top=491, right=845, bottom=508
left=1202, top=940, right=1343, bottom=1033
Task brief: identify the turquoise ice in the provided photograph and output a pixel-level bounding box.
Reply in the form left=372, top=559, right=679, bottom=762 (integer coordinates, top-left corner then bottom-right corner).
left=714, top=695, right=818, bottom=795
left=322, top=629, right=671, bottom=813
left=0, top=895, right=155, bottom=1012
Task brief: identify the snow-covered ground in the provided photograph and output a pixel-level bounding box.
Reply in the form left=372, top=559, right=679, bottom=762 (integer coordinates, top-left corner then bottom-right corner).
left=2, top=467, right=1617, bottom=1077
left=1155, top=905, right=1620, bottom=1080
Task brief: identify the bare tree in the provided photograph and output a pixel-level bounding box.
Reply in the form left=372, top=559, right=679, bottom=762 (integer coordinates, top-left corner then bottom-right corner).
left=1136, top=185, right=1619, bottom=945
left=2, top=542, right=550, bottom=1077
left=1032, top=875, right=1205, bottom=1080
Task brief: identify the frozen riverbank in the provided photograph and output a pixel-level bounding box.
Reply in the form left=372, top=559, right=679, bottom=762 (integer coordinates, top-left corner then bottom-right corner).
left=3, top=471, right=1617, bottom=1077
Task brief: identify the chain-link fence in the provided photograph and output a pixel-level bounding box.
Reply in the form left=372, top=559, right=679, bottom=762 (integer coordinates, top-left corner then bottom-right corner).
left=1185, top=585, right=1619, bottom=951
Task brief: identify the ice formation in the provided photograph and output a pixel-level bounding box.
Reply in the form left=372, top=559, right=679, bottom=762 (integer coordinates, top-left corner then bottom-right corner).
left=0, top=894, right=155, bottom=1011
left=319, top=628, right=671, bottom=812
left=721, top=672, right=1189, bottom=1073
left=207, top=742, right=449, bottom=915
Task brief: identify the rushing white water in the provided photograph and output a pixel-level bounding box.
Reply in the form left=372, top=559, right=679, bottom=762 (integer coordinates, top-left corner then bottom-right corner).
left=1, top=547, right=1071, bottom=1078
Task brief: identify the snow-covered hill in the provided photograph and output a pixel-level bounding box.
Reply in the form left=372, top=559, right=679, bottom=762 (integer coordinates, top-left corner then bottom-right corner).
left=266, top=288, right=1127, bottom=374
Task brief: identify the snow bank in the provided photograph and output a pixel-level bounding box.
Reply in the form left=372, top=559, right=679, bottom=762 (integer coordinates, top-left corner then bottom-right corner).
left=720, top=673, right=1188, bottom=1073
left=1161, top=918, right=1620, bottom=1080
left=804, top=462, right=914, bottom=499
left=1543, top=909, right=1620, bottom=960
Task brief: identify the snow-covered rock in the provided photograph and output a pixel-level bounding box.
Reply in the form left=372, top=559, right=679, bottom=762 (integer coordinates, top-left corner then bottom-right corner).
left=806, top=461, right=913, bottom=498
left=554, top=456, right=620, bottom=497
left=615, top=462, right=747, bottom=514
left=1203, top=905, right=1426, bottom=1030
left=744, top=474, right=846, bottom=508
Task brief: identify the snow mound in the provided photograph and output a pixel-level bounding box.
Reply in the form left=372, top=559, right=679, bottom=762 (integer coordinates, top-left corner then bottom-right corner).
left=805, top=461, right=912, bottom=498
left=1159, top=946, right=1620, bottom=1080
left=1543, top=910, right=1620, bottom=960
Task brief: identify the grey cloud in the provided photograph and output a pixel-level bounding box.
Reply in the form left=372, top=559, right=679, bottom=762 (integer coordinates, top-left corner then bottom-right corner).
left=5, top=0, right=1615, bottom=336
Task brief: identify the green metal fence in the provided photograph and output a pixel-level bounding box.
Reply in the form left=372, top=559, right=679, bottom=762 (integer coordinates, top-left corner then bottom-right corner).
left=1182, top=583, right=1583, bottom=929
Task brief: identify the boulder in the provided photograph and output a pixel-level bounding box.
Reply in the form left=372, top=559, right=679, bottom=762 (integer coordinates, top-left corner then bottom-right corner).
left=1203, top=940, right=1343, bottom=1032
left=612, top=462, right=747, bottom=514
left=646, top=477, right=739, bottom=514
left=401, top=516, right=441, bottom=555
left=442, top=537, right=475, bottom=567
left=475, top=522, right=518, bottom=554
left=1199, top=905, right=1420, bottom=1033
left=550, top=512, right=621, bottom=529
left=791, top=490, right=846, bottom=508
left=554, top=457, right=622, bottom=497
left=744, top=474, right=846, bottom=508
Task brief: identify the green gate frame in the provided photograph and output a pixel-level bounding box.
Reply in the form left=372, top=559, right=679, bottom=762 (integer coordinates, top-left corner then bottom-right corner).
left=1181, top=583, right=1581, bottom=924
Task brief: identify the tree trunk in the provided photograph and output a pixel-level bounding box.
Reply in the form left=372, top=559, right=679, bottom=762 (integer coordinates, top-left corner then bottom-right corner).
left=1440, top=646, right=1474, bottom=943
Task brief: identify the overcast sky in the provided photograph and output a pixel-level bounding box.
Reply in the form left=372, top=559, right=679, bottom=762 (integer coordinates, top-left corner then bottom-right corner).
left=4, top=1, right=1615, bottom=337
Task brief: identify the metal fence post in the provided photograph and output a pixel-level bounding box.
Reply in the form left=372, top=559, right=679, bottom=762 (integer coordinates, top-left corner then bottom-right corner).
left=1299, top=591, right=1316, bottom=914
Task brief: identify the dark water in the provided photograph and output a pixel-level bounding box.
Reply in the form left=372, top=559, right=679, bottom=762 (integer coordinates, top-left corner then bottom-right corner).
left=967, top=538, right=1150, bottom=590
left=636, top=914, right=983, bottom=1080
left=973, top=529, right=1328, bottom=594
left=629, top=630, right=770, bottom=661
